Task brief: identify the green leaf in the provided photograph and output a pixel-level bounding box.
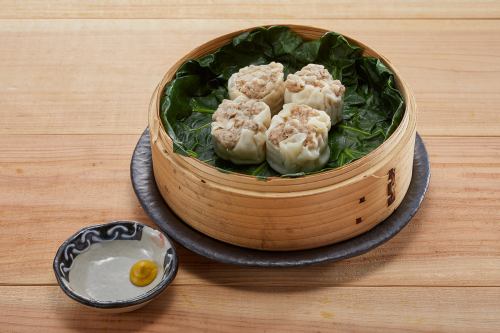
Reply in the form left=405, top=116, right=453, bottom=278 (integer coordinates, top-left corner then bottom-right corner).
left=189, top=85, right=228, bottom=114
left=315, top=32, right=362, bottom=85
left=266, top=26, right=303, bottom=56
left=294, top=40, right=320, bottom=65
left=160, top=26, right=405, bottom=177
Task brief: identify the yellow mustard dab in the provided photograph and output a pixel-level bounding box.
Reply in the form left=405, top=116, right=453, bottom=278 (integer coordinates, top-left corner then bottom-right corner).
left=130, top=260, right=158, bottom=287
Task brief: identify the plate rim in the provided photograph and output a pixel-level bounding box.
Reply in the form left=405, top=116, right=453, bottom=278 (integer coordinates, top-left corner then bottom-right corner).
left=131, top=129, right=430, bottom=267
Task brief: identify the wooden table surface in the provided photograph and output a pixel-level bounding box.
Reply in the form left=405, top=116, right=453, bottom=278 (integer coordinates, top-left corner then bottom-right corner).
left=1, top=1, right=500, bottom=332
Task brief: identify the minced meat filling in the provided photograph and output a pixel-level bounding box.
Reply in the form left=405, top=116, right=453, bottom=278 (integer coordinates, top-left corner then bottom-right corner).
left=212, top=99, right=268, bottom=149
left=234, top=62, right=283, bottom=99
left=285, top=64, right=345, bottom=95
left=267, top=105, right=322, bottom=149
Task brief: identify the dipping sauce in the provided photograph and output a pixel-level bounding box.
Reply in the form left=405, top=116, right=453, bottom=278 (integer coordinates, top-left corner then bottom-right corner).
left=130, top=260, right=158, bottom=287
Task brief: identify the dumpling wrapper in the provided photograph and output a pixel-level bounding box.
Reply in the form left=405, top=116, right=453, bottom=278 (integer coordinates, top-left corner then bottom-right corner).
left=284, top=64, right=345, bottom=125
left=211, top=97, right=271, bottom=165
left=266, top=103, right=331, bottom=175
left=228, top=62, right=285, bottom=115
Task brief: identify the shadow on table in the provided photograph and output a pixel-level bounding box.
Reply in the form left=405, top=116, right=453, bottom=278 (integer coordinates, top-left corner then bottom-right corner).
left=54, top=227, right=419, bottom=333
left=177, top=218, right=420, bottom=292
left=55, top=213, right=420, bottom=330
left=55, top=287, right=176, bottom=332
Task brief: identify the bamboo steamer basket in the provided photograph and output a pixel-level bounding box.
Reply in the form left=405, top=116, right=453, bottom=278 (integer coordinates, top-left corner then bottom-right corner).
left=149, top=25, right=417, bottom=251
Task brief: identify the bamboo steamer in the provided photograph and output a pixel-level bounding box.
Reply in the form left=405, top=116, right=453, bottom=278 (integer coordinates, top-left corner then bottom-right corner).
left=149, top=25, right=417, bottom=251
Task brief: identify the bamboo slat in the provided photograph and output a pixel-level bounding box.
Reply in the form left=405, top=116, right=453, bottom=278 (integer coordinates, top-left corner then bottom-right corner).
left=150, top=25, right=417, bottom=250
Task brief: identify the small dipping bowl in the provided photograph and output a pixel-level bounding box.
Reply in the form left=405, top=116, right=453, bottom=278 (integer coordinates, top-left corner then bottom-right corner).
left=53, top=221, right=178, bottom=312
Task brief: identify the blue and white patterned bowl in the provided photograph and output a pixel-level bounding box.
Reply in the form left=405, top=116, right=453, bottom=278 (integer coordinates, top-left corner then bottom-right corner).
left=53, top=221, right=178, bottom=312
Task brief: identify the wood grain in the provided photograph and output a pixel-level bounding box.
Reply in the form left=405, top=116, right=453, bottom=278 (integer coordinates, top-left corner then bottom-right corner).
left=1, top=2, right=500, bottom=331
left=1, top=19, right=500, bottom=136
left=1, top=285, right=500, bottom=332
left=1, top=0, right=499, bottom=19
left=1, top=135, right=499, bottom=286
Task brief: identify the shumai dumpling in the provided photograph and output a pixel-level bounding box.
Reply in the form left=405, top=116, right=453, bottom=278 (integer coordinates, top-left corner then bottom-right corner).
left=266, top=103, right=331, bottom=175
left=284, top=64, right=345, bottom=125
left=211, top=96, right=272, bottom=165
left=228, top=62, right=285, bottom=115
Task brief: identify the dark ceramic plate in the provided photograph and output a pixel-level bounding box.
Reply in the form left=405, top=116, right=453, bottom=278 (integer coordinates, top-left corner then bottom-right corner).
left=131, top=129, right=430, bottom=267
